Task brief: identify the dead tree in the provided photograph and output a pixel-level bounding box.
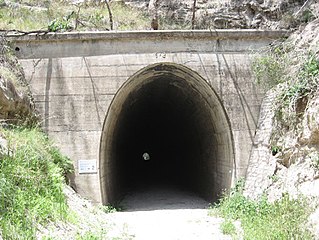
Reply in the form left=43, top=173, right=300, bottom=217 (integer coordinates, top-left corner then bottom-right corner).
left=191, top=0, right=197, bottom=29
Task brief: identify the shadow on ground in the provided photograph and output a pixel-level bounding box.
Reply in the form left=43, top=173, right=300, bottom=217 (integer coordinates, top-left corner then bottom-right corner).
left=119, top=184, right=211, bottom=212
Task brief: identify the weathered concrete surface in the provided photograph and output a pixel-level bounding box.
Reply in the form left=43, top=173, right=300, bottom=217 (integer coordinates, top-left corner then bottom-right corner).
left=9, top=30, right=287, bottom=204
left=243, top=90, right=277, bottom=199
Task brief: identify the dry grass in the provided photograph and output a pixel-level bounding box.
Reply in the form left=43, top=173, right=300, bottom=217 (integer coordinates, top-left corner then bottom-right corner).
left=0, top=1, right=151, bottom=31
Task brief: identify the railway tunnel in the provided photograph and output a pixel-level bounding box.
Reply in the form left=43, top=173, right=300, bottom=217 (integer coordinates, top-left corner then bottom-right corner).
left=99, top=63, right=235, bottom=205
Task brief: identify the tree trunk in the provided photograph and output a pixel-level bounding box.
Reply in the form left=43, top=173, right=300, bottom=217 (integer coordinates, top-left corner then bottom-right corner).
left=191, top=0, right=197, bottom=29
left=149, top=0, right=159, bottom=30
left=105, top=0, right=113, bottom=30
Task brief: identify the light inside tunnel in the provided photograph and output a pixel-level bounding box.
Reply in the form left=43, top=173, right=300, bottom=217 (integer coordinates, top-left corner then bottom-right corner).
left=99, top=63, right=235, bottom=205
left=142, top=152, right=150, bottom=161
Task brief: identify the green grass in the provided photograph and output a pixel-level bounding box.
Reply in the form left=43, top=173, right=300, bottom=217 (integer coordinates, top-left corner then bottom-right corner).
left=99, top=204, right=119, bottom=214
left=75, top=230, right=108, bottom=240
left=220, top=218, right=236, bottom=236
left=0, top=5, right=50, bottom=31
left=210, top=180, right=313, bottom=240
left=0, top=126, right=73, bottom=239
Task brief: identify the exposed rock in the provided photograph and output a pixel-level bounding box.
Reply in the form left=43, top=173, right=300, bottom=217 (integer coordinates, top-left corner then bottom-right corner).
left=291, top=18, right=319, bottom=52
left=245, top=15, right=319, bottom=197
left=244, top=16, right=319, bottom=237
left=60, top=0, right=319, bottom=30
left=245, top=76, right=319, bottom=239
left=0, top=75, right=31, bottom=119
left=266, top=147, right=319, bottom=201
left=125, top=0, right=317, bottom=30
left=0, top=37, right=35, bottom=125
left=246, top=83, right=319, bottom=238
left=299, top=91, right=319, bottom=146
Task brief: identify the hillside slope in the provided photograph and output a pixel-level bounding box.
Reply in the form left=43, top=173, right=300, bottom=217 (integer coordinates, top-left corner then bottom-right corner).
left=245, top=17, right=319, bottom=238
left=127, top=0, right=319, bottom=30
left=0, top=0, right=318, bottom=31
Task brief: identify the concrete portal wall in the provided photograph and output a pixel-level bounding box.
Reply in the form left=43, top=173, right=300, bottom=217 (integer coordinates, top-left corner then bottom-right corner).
left=11, top=30, right=286, bottom=203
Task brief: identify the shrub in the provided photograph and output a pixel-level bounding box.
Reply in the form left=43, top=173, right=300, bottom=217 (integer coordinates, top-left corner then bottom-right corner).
left=220, top=218, right=236, bottom=236
left=99, top=204, right=119, bottom=214
left=48, top=12, right=74, bottom=32
left=274, top=52, right=319, bottom=132
left=252, top=43, right=290, bottom=90
left=271, top=145, right=282, bottom=156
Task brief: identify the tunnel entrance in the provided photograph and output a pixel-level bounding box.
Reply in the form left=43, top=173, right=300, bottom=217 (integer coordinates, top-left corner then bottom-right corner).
left=100, top=63, right=234, bottom=205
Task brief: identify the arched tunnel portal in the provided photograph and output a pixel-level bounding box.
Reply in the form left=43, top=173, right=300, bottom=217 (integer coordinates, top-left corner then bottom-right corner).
left=100, top=63, right=235, bottom=205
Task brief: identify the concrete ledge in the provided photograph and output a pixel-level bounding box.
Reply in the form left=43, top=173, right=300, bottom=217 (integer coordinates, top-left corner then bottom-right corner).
left=9, top=30, right=290, bottom=59
left=7, top=29, right=289, bottom=42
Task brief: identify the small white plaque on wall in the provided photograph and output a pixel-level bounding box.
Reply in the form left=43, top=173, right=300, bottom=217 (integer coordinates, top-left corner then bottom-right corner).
left=78, top=159, right=97, bottom=174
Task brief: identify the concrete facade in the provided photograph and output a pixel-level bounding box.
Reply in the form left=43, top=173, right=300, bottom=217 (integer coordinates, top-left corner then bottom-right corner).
left=10, top=30, right=286, bottom=204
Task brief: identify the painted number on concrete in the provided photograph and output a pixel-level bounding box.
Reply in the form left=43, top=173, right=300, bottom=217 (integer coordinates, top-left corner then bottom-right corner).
left=78, top=159, right=97, bottom=174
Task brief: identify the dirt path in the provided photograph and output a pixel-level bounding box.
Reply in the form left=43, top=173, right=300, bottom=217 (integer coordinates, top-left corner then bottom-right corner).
left=105, top=186, right=233, bottom=240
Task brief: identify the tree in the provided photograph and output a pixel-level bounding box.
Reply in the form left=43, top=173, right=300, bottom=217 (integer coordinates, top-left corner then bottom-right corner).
left=191, top=0, right=197, bottom=29
left=104, top=0, right=113, bottom=30
left=149, top=0, right=159, bottom=30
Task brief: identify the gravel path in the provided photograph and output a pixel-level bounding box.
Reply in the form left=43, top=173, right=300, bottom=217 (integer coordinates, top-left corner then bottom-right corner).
left=105, top=186, right=233, bottom=240
left=38, top=186, right=237, bottom=239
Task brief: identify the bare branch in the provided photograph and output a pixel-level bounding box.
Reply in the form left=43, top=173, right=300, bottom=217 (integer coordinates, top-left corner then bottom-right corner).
left=294, top=0, right=312, bottom=17
left=0, top=29, right=49, bottom=37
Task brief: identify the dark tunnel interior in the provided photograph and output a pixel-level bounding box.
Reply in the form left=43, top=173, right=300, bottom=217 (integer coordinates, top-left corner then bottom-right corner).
left=100, top=64, right=234, bottom=205
left=110, top=76, right=219, bottom=203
